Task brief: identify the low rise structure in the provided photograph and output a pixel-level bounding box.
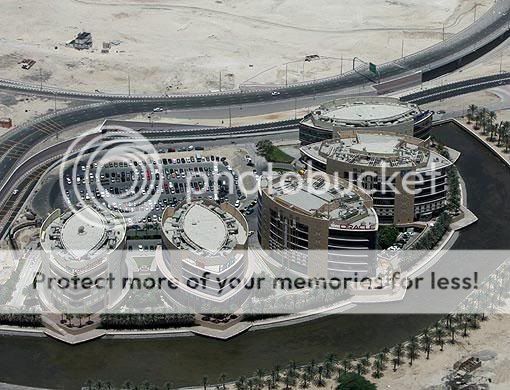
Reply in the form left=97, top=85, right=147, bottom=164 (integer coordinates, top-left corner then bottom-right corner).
left=299, top=96, right=433, bottom=144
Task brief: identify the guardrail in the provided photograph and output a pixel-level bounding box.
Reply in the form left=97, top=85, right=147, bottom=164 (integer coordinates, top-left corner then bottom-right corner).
left=404, top=73, right=510, bottom=104
left=0, top=71, right=509, bottom=218
left=0, top=1, right=508, bottom=102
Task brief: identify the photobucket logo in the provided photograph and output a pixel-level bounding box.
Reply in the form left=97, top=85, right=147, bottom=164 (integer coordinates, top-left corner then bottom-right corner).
left=58, top=126, right=162, bottom=225
left=300, top=160, right=446, bottom=197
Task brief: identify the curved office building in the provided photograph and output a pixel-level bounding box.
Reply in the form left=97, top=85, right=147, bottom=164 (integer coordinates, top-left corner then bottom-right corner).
left=257, top=172, right=379, bottom=278
left=300, top=130, right=452, bottom=225
left=299, top=96, right=433, bottom=145
left=158, top=200, right=251, bottom=310
left=39, top=205, right=127, bottom=312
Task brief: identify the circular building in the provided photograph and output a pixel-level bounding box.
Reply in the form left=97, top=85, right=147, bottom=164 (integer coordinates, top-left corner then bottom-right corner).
left=299, top=96, right=433, bottom=145
left=257, top=172, right=379, bottom=278
left=39, top=205, right=127, bottom=312
left=157, top=199, right=252, bottom=310
left=300, top=130, right=452, bottom=225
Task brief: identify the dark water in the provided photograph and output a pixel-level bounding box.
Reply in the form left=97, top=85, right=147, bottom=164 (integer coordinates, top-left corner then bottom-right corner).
left=1, top=122, right=509, bottom=389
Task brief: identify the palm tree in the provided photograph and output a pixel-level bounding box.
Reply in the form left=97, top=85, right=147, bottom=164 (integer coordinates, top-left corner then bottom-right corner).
left=341, top=354, right=354, bottom=374
left=300, top=370, right=311, bottom=388
left=449, top=322, right=458, bottom=344
left=357, top=354, right=370, bottom=377
left=488, top=111, right=497, bottom=133
left=235, top=376, right=246, bottom=390
left=479, top=107, right=488, bottom=133
left=122, top=381, right=135, bottom=390
left=283, top=371, right=292, bottom=390
left=273, top=365, right=281, bottom=383
left=317, top=365, right=325, bottom=387
left=371, top=358, right=384, bottom=379
left=379, top=348, right=390, bottom=364
left=467, top=104, right=477, bottom=123
left=420, top=332, right=433, bottom=360
left=434, top=323, right=446, bottom=351
left=256, top=369, right=265, bottom=383
left=324, top=353, right=336, bottom=378
left=203, top=376, right=208, bottom=390
left=406, top=336, right=420, bottom=366
left=392, top=344, right=404, bottom=367
left=218, top=374, right=227, bottom=390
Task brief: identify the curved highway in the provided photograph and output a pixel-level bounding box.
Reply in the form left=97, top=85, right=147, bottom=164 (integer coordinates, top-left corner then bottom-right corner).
left=1, top=71, right=510, bottom=239
left=0, top=0, right=508, bottom=103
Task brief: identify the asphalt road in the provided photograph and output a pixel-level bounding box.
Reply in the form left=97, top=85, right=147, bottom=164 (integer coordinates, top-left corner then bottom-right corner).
left=0, top=0, right=508, bottom=102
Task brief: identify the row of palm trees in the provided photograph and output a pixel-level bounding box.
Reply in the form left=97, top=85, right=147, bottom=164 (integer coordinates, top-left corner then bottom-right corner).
left=467, top=105, right=510, bottom=152
left=83, top=260, right=510, bottom=390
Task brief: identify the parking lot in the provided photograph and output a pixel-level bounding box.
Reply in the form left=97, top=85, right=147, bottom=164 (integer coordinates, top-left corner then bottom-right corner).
left=61, top=149, right=260, bottom=228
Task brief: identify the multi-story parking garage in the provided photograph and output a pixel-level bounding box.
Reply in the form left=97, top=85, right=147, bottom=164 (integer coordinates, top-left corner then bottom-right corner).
left=157, top=199, right=251, bottom=309
left=300, top=130, right=452, bottom=225
left=257, top=172, right=378, bottom=278
left=299, top=96, right=433, bottom=145
left=39, top=205, right=127, bottom=312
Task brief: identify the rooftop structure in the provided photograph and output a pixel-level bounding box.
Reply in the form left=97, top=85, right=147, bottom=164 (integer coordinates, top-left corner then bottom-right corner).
left=162, top=200, right=247, bottom=257
left=266, top=173, right=378, bottom=231
left=41, top=206, right=126, bottom=270
left=299, top=96, right=433, bottom=145
left=301, top=131, right=451, bottom=171
left=300, top=131, right=453, bottom=225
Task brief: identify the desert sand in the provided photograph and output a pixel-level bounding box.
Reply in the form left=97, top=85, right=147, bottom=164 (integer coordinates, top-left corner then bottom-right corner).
left=0, top=0, right=492, bottom=95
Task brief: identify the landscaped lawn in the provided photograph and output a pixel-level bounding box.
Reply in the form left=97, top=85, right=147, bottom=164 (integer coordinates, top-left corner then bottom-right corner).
left=266, top=146, right=294, bottom=163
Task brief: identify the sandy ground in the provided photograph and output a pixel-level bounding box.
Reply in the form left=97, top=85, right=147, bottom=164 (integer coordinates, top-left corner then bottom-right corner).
left=0, top=0, right=492, bottom=95
left=372, top=314, right=510, bottom=389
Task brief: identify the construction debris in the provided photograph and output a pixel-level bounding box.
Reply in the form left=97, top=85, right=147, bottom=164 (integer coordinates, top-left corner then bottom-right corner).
left=66, top=32, right=92, bottom=50
left=19, top=59, right=36, bottom=70
left=0, top=118, right=13, bottom=129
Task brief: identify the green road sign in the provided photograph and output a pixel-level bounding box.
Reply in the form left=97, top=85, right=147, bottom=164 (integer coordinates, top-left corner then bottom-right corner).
left=369, top=62, right=378, bottom=75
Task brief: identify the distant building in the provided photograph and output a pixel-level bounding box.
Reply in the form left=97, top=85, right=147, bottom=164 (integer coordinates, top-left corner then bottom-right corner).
left=0, top=118, right=12, bottom=129
left=68, top=32, right=92, bottom=50
left=299, top=96, right=433, bottom=145
left=300, top=130, right=452, bottom=225
left=257, top=172, right=379, bottom=278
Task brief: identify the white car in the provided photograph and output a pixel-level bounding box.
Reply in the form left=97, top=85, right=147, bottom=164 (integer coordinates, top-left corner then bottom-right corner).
left=271, top=91, right=280, bottom=96
left=152, top=107, right=164, bottom=112
left=235, top=200, right=241, bottom=208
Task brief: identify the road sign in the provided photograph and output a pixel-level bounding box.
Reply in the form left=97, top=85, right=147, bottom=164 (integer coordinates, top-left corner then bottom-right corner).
left=369, top=62, right=378, bottom=75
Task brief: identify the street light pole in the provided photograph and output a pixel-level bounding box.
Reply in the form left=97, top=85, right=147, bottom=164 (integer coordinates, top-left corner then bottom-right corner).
left=285, top=63, right=288, bottom=87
